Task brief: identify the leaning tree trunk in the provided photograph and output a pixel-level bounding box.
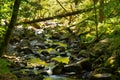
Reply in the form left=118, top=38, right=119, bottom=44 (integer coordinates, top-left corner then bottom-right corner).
left=0, top=0, right=21, bottom=56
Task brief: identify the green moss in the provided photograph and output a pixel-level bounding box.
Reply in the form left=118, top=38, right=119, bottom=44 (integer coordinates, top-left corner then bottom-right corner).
left=0, top=73, right=17, bottom=80
left=0, top=58, right=10, bottom=74
left=51, top=56, right=69, bottom=64
left=27, top=58, right=48, bottom=67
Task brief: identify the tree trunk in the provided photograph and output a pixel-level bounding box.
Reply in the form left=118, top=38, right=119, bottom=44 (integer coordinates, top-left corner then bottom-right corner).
left=0, top=0, right=21, bottom=56
left=99, top=0, right=104, bottom=23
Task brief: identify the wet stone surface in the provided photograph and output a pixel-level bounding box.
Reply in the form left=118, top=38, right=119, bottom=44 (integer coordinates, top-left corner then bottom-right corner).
left=5, top=26, right=119, bottom=80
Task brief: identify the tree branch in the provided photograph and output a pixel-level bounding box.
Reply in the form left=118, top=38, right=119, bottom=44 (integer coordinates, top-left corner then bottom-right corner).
left=56, top=0, right=68, bottom=20
left=17, top=7, right=94, bottom=25
left=56, top=0, right=68, bottom=12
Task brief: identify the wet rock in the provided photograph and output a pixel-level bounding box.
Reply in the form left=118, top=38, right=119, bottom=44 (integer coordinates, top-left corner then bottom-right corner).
left=35, top=65, right=45, bottom=69
left=81, top=71, right=93, bottom=79
left=55, top=46, right=65, bottom=52
left=37, top=54, right=46, bottom=61
left=78, top=50, right=94, bottom=58
left=19, top=39, right=30, bottom=47
left=34, top=29, right=44, bottom=36
left=36, top=43, right=46, bottom=49
left=40, top=71, right=50, bottom=75
left=41, top=51, right=49, bottom=56
left=20, top=47, right=34, bottom=54
left=64, top=58, right=91, bottom=74
left=78, top=50, right=89, bottom=58
left=63, top=62, right=82, bottom=74
left=10, top=36, right=20, bottom=44
left=104, top=55, right=120, bottom=70
left=68, top=48, right=80, bottom=55
left=80, top=58, right=92, bottom=71
left=49, top=50, right=59, bottom=57
left=52, top=63, right=64, bottom=75
left=93, top=38, right=110, bottom=56
left=51, top=32, right=61, bottom=39
left=18, top=74, right=44, bottom=80
left=50, top=44, right=59, bottom=48
left=29, top=40, right=38, bottom=46
left=60, top=52, right=67, bottom=57
left=13, top=26, right=25, bottom=37
left=7, top=44, right=16, bottom=54
left=32, top=52, right=41, bottom=58
left=90, top=73, right=114, bottom=80
left=40, top=66, right=53, bottom=75
left=24, top=28, right=36, bottom=37
left=30, top=40, right=46, bottom=49
left=64, top=65, right=82, bottom=74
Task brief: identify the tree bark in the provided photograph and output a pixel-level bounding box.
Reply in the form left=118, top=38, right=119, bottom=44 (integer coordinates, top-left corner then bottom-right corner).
left=99, top=0, right=104, bottom=23
left=0, top=0, right=21, bottom=56
left=93, top=0, right=99, bottom=40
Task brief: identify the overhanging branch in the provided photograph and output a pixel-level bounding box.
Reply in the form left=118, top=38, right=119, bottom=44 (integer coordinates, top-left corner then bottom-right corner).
left=17, top=7, right=94, bottom=25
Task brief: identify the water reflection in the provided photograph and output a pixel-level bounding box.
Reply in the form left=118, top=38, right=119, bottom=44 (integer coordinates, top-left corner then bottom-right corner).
left=43, top=75, right=80, bottom=80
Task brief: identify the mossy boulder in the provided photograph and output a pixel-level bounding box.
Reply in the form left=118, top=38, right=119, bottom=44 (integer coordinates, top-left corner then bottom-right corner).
left=0, top=73, right=17, bottom=80
left=90, top=73, right=116, bottom=80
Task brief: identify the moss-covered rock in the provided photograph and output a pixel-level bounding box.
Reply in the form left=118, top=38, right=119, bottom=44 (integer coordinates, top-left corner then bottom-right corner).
left=0, top=73, right=17, bottom=80
left=90, top=73, right=115, bottom=80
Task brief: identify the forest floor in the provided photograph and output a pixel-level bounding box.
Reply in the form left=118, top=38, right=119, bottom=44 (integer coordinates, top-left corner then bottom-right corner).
left=0, top=22, right=120, bottom=80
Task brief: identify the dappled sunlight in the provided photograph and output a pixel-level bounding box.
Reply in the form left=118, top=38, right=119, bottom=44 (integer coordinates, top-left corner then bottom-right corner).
left=27, top=58, right=48, bottom=67
left=0, top=0, right=120, bottom=80
left=52, top=56, right=69, bottom=64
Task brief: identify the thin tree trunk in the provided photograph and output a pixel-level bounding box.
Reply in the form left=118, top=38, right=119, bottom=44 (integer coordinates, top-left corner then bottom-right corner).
left=99, top=0, right=104, bottom=23
left=93, top=0, right=99, bottom=40
left=0, top=0, right=21, bottom=56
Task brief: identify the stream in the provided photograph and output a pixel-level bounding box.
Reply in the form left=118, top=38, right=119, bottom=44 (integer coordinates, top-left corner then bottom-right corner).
left=44, top=75, right=80, bottom=80
left=5, top=24, right=119, bottom=80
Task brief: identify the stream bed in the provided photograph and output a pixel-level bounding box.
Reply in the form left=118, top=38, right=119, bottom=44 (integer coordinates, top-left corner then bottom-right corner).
left=44, top=75, right=80, bottom=80
left=5, top=25, right=120, bottom=80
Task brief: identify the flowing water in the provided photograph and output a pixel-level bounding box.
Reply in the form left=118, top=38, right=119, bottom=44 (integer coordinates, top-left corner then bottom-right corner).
left=43, top=75, right=81, bottom=80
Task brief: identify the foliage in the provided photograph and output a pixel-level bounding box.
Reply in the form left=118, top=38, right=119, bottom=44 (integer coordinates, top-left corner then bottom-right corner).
left=0, top=1, right=13, bottom=20
left=1, top=0, right=120, bottom=37
left=0, top=0, right=120, bottom=79
left=0, top=27, right=6, bottom=42
left=0, top=58, right=10, bottom=74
